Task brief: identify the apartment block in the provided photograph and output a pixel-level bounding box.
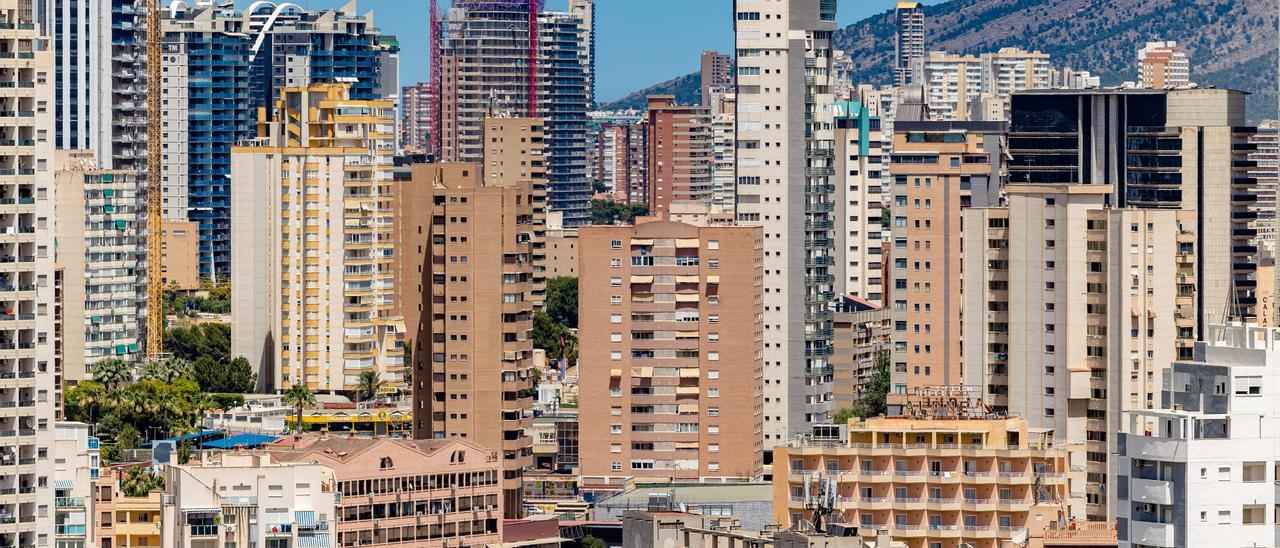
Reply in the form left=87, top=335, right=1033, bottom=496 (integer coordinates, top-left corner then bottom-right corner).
left=53, top=422, right=98, bottom=548
left=396, top=156, right=539, bottom=516
left=436, top=1, right=591, bottom=226
left=894, top=1, right=925, bottom=87
left=578, top=218, right=764, bottom=479
left=546, top=223, right=578, bottom=278
left=44, top=0, right=146, bottom=171
left=833, top=101, right=886, bottom=304
left=735, top=0, right=838, bottom=449
left=268, top=436, right=503, bottom=546
left=1137, top=41, right=1190, bottom=89
left=911, top=48, right=1051, bottom=121
left=162, top=453, right=337, bottom=548
left=887, top=119, right=1005, bottom=413
left=773, top=416, right=1086, bottom=547
left=93, top=465, right=161, bottom=548
left=53, top=149, right=144, bottom=382
left=709, top=91, right=736, bottom=215
left=0, top=5, right=59, bottom=544
left=160, top=219, right=200, bottom=290
left=401, top=82, right=432, bottom=154
left=1009, top=88, right=1258, bottom=329
left=1116, top=323, right=1280, bottom=547
left=230, top=83, right=404, bottom=394
left=646, top=95, right=714, bottom=218
left=700, top=50, right=733, bottom=106
left=962, top=184, right=1198, bottom=521
left=1249, top=121, right=1277, bottom=261
left=831, top=296, right=891, bottom=413
left=588, top=117, right=647, bottom=204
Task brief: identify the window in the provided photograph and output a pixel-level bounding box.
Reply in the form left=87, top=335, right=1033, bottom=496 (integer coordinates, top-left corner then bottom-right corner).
left=611, top=424, right=622, bottom=434
left=1218, top=510, right=1231, bottom=524
left=1219, top=466, right=1231, bottom=481
left=611, top=258, right=622, bottom=267
left=708, top=370, right=720, bottom=379
left=610, top=295, right=622, bottom=304
left=1243, top=462, right=1266, bottom=482
left=1235, top=376, right=1263, bottom=396
left=708, top=444, right=720, bottom=453
left=610, top=351, right=622, bottom=361
left=610, top=314, right=622, bottom=324
left=611, top=240, right=622, bottom=249
left=1243, top=505, right=1265, bottom=525
left=708, top=352, right=720, bottom=361
left=611, top=461, right=622, bottom=472
left=708, top=240, right=720, bottom=250
left=610, top=277, right=622, bottom=286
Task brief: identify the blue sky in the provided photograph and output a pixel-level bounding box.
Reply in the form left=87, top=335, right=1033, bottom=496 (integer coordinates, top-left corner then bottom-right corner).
left=251, top=0, right=942, bottom=102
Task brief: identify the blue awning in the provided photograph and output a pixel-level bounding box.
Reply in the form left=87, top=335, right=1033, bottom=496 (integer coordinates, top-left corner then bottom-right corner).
left=296, top=534, right=330, bottom=547
left=295, top=511, right=316, bottom=527
left=53, top=480, right=73, bottom=490
left=201, top=433, right=278, bottom=450
left=141, top=429, right=224, bottom=448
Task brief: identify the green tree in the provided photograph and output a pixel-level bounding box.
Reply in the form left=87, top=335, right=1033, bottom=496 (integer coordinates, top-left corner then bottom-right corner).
left=138, top=357, right=192, bottom=383
left=121, top=468, right=164, bottom=497
left=192, top=356, right=256, bottom=393
left=545, top=277, right=579, bottom=328
left=849, top=350, right=890, bottom=419
left=116, top=425, right=142, bottom=450
left=90, top=358, right=133, bottom=390
left=209, top=393, right=245, bottom=411
left=355, top=371, right=385, bottom=404
left=581, top=535, right=607, bottom=548
left=532, top=312, right=577, bottom=362
left=63, top=381, right=111, bottom=425
left=164, top=323, right=231, bottom=363
left=589, top=200, right=647, bottom=225
left=591, top=181, right=609, bottom=194
left=283, top=383, right=316, bottom=434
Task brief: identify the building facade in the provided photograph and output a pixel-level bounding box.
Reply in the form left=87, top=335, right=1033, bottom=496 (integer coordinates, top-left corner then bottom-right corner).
left=773, top=417, right=1086, bottom=547
left=160, top=219, right=200, bottom=290
left=893, top=1, right=925, bottom=87
left=162, top=453, right=338, bottom=548
left=53, top=150, right=144, bottom=383
left=911, top=48, right=1051, bottom=121
left=831, top=296, right=891, bottom=413
left=268, top=436, right=503, bottom=547
left=1116, top=323, right=1280, bottom=547
left=401, top=81, right=432, bottom=155
left=578, top=218, right=764, bottom=479
left=646, top=95, right=714, bottom=218
left=230, top=83, right=404, bottom=394
left=734, top=0, right=838, bottom=449
left=962, top=184, right=1198, bottom=521
left=709, top=91, right=736, bottom=216
left=1137, top=41, right=1190, bottom=89
left=0, top=6, right=58, bottom=545
left=53, top=422, right=98, bottom=548
left=833, top=101, right=885, bottom=304
left=700, top=50, right=732, bottom=106
left=396, top=152, right=541, bottom=516
left=93, top=465, right=162, bottom=548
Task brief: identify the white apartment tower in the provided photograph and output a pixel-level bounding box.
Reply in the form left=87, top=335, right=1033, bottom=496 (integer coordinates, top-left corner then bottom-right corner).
left=734, top=0, right=837, bottom=448
left=0, top=2, right=58, bottom=545
left=832, top=100, right=885, bottom=305
left=1117, top=323, right=1280, bottom=547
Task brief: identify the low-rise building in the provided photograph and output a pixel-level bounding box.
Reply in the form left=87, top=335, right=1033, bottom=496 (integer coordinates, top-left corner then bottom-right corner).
left=831, top=296, right=891, bottom=412
left=93, top=465, right=162, bottom=548
left=53, top=422, right=98, bottom=547
left=162, top=452, right=338, bottom=548
left=266, top=435, right=503, bottom=547
left=773, top=415, right=1087, bottom=547
left=596, top=482, right=775, bottom=532
left=1116, top=323, right=1280, bottom=548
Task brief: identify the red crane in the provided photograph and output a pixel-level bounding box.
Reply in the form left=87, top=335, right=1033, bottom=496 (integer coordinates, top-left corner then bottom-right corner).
left=527, top=0, right=538, bottom=118
left=429, top=0, right=441, bottom=157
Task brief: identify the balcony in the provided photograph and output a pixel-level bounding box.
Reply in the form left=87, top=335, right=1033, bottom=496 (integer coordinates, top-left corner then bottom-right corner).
left=1130, top=477, right=1173, bottom=505
left=189, top=524, right=219, bottom=537
left=1130, top=520, right=1174, bottom=547
left=54, top=497, right=84, bottom=508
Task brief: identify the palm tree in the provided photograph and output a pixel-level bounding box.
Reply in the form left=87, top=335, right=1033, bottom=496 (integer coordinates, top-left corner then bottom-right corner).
left=282, top=383, right=315, bottom=434
left=90, top=358, right=132, bottom=390
left=121, top=468, right=164, bottom=497
left=161, top=357, right=193, bottom=383
left=355, top=371, right=385, bottom=405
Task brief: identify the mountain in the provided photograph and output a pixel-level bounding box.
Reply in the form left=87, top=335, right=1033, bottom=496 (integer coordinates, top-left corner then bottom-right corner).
left=834, top=0, right=1278, bottom=122
left=598, top=71, right=700, bottom=111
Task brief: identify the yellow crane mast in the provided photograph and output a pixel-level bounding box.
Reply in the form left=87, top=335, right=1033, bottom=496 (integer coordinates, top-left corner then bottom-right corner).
left=145, top=0, right=163, bottom=360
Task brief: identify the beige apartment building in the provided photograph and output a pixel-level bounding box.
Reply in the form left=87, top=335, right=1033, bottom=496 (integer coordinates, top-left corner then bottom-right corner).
left=962, top=184, right=1197, bottom=521
left=396, top=120, right=543, bottom=517
left=230, top=83, right=405, bottom=394
left=93, top=465, right=162, bottom=548
left=773, top=416, right=1086, bottom=548
left=578, top=218, right=763, bottom=479
left=646, top=95, right=714, bottom=218
left=1137, top=41, right=1190, bottom=89
left=268, top=436, right=503, bottom=546
left=887, top=120, right=1005, bottom=413
left=911, top=48, right=1052, bottom=121
left=53, top=150, right=144, bottom=381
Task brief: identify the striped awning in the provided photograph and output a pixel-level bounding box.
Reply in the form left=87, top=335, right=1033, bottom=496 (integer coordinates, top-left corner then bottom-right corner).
left=296, top=534, right=330, bottom=548
left=676, top=275, right=700, bottom=283
left=53, top=480, right=73, bottom=490
left=675, top=238, right=700, bottom=248
left=295, top=511, right=317, bottom=527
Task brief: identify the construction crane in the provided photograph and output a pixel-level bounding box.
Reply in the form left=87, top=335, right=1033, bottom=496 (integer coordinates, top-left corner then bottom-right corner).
left=145, top=0, right=163, bottom=361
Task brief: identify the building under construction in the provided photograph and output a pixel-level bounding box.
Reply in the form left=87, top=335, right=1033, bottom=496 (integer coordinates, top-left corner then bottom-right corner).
left=433, top=0, right=594, bottom=227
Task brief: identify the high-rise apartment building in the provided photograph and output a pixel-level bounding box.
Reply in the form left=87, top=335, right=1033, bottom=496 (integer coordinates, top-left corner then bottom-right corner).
left=0, top=4, right=58, bottom=544
left=646, top=95, right=714, bottom=218
left=1117, top=323, right=1280, bottom=547
left=401, top=82, right=432, bottom=155
left=588, top=117, right=647, bottom=204
left=1248, top=121, right=1277, bottom=261
left=893, top=1, right=925, bottom=86
left=230, top=83, right=404, bottom=394
left=53, top=150, right=144, bottom=383
left=887, top=119, right=1005, bottom=413
left=53, top=422, right=98, bottom=548
left=709, top=91, right=736, bottom=215
left=963, top=184, right=1198, bottom=521
left=911, top=48, right=1051, bottom=121
left=568, top=0, right=594, bottom=103
left=396, top=119, right=546, bottom=516
left=1009, top=89, right=1258, bottom=330
left=700, top=50, right=732, bottom=106
left=833, top=101, right=886, bottom=304
left=734, top=0, right=838, bottom=448
left=578, top=218, right=764, bottom=480
left=1137, top=40, right=1190, bottom=89
left=435, top=0, right=592, bottom=226
left=43, top=0, right=146, bottom=171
